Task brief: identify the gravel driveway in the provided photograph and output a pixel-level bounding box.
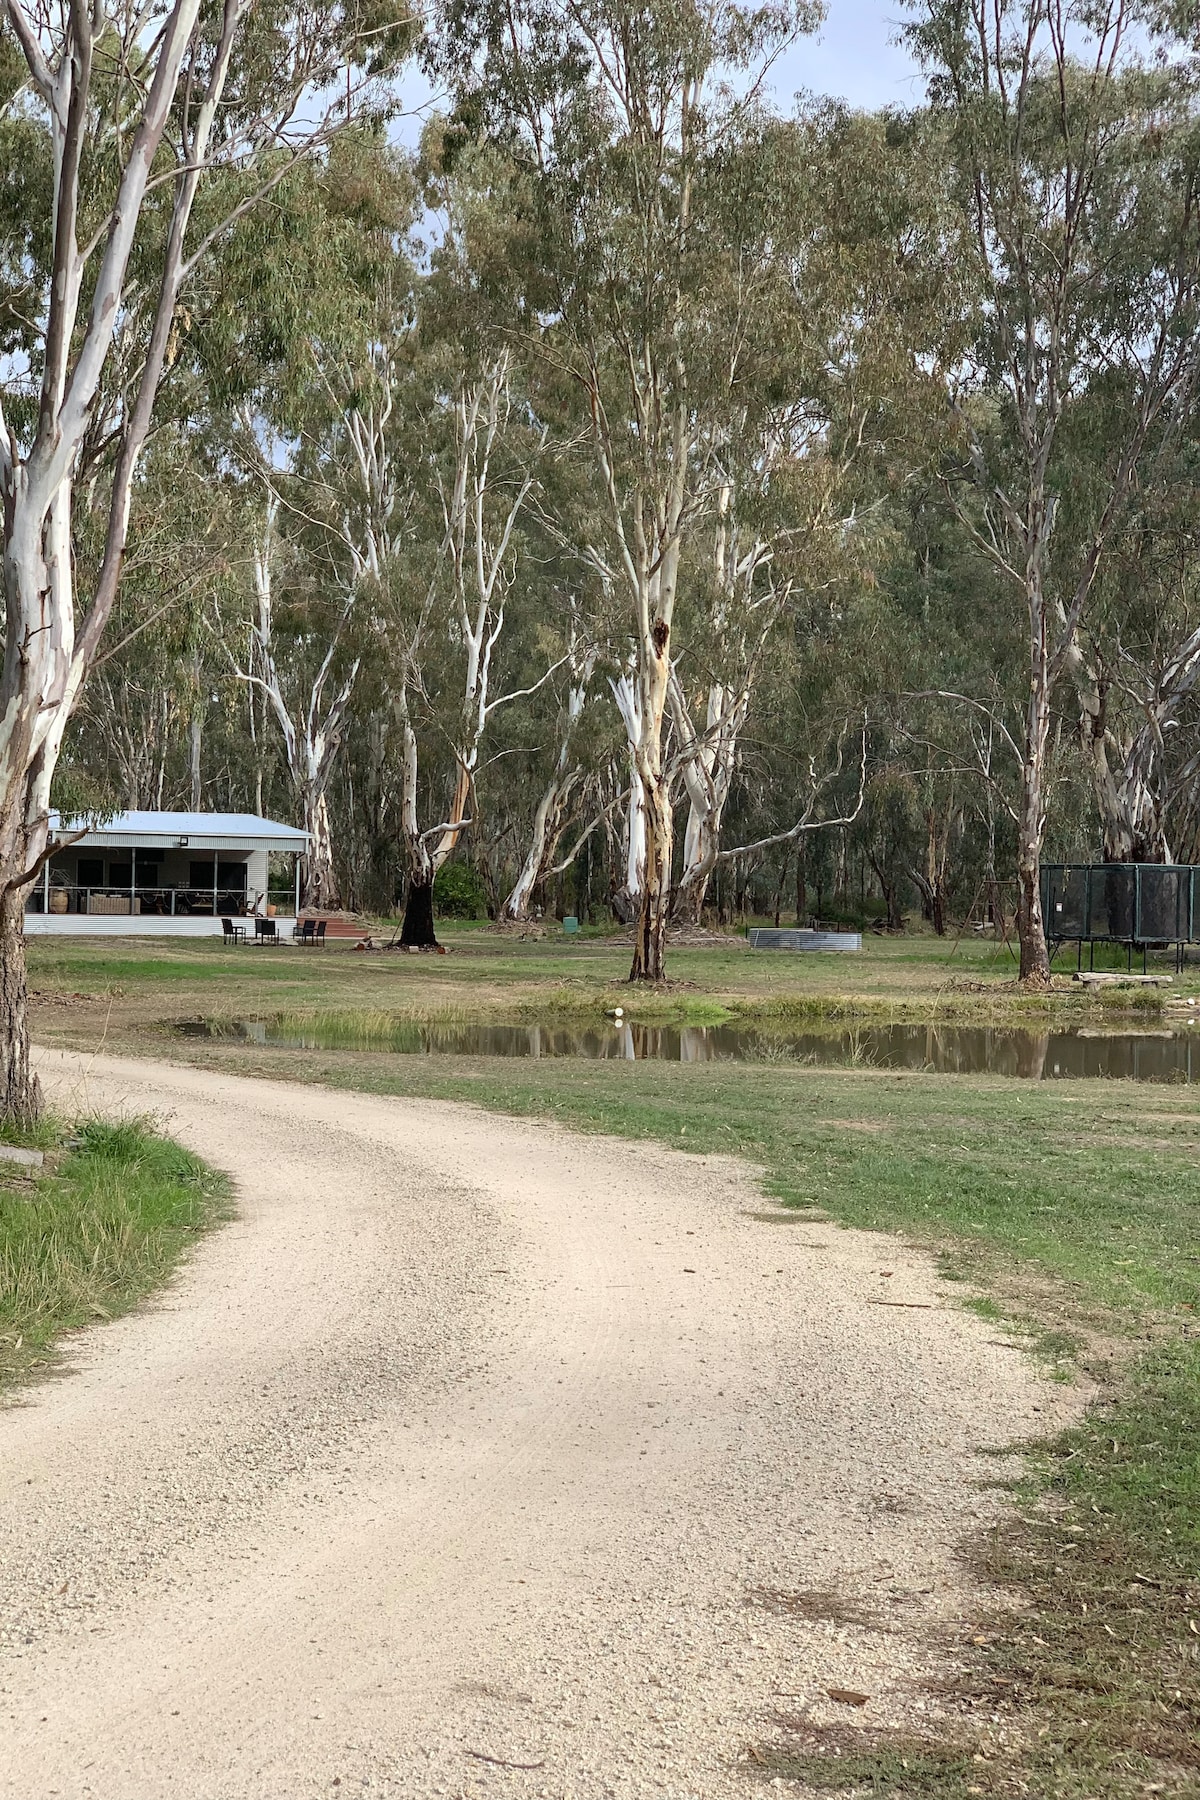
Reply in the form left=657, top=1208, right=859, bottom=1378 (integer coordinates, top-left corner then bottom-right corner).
left=0, top=1050, right=1082, bottom=1799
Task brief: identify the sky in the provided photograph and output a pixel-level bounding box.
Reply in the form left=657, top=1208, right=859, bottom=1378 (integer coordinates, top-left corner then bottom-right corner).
left=756, top=0, right=927, bottom=112
left=391, top=0, right=928, bottom=145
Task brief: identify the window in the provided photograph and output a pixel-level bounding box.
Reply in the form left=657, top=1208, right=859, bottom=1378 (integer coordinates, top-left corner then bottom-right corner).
left=77, top=858, right=103, bottom=887
left=190, top=859, right=247, bottom=892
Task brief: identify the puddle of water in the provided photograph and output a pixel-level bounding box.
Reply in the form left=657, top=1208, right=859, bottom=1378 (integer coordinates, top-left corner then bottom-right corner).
left=177, top=1017, right=1200, bottom=1081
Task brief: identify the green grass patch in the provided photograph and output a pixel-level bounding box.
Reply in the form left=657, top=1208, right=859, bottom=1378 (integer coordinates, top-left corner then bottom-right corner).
left=28, top=928, right=1198, bottom=1038
left=0, top=1116, right=230, bottom=1386
left=749, top=1735, right=976, bottom=1795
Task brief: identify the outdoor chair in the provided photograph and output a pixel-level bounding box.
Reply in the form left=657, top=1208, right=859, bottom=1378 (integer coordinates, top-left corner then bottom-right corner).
left=221, top=917, right=246, bottom=946
left=254, top=916, right=278, bottom=944
left=314, top=919, right=327, bottom=948
left=295, top=918, right=315, bottom=945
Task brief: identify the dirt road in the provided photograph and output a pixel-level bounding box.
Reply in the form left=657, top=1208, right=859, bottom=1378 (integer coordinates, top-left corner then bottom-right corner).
left=0, top=1051, right=1080, bottom=1799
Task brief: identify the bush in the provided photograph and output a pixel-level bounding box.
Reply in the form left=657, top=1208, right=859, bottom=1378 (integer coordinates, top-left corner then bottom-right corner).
left=433, top=860, right=489, bottom=919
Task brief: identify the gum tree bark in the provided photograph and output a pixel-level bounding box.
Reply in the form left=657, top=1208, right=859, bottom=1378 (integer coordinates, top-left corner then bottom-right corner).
left=329, top=357, right=555, bottom=947
left=909, top=795, right=961, bottom=935
left=669, top=485, right=791, bottom=924
left=671, top=674, right=748, bottom=926
left=609, top=669, right=649, bottom=928
left=1064, top=620, right=1200, bottom=863
left=398, top=365, right=554, bottom=945
left=437, top=1, right=863, bottom=981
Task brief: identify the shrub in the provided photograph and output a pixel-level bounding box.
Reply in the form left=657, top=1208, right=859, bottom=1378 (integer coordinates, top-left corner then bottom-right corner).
left=433, top=861, right=489, bottom=919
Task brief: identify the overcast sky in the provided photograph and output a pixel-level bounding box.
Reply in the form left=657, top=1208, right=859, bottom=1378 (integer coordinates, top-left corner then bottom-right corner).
left=393, top=1, right=928, bottom=145
left=758, top=0, right=926, bottom=111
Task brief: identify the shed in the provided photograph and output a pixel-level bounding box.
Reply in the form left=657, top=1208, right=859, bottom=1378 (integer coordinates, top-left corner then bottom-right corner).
left=28, top=811, right=309, bottom=930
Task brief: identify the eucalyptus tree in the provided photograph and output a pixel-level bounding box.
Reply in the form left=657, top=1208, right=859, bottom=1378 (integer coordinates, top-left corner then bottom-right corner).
left=907, top=0, right=1200, bottom=982
left=395, top=355, right=554, bottom=945
left=664, top=105, right=875, bottom=925
left=437, top=0, right=847, bottom=979
left=228, top=495, right=361, bottom=910
left=667, top=433, right=859, bottom=923
left=499, top=598, right=599, bottom=921
left=1061, top=445, right=1200, bottom=864
left=0, top=1, right=408, bottom=1120
left=668, top=482, right=785, bottom=924
left=313, top=309, right=559, bottom=943
left=862, top=768, right=922, bottom=929
left=68, top=430, right=241, bottom=811
left=201, top=133, right=425, bottom=907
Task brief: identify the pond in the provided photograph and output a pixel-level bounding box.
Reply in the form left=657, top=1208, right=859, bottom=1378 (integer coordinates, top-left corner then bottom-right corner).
left=178, top=1016, right=1200, bottom=1081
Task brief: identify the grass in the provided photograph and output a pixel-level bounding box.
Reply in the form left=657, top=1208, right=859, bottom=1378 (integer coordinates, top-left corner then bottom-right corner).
left=24, top=928, right=1200, bottom=1795
left=0, top=1115, right=230, bottom=1386
left=748, top=1732, right=976, bottom=1795
left=25, top=924, right=1200, bottom=1039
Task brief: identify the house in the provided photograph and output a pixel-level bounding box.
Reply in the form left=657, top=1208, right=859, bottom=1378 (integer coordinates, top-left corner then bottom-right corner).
left=27, top=811, right=309, bottom=935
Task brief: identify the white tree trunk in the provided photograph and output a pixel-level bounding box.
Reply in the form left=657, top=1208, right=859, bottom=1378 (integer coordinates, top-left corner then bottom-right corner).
left=502, top=630, right=595, bottom=922
left=301, top=786, right=340, bottom=912
left=1066, top=620, right=1200, bottom=863
left=673, top=681, right=748, bottom=924
left=610, top=671, right=649, bottom=925
left=237, top=500, right=360, bottom=912
left=357, top=358, right=554, bottom=942
left=0, top=0, right=238, bottom=1119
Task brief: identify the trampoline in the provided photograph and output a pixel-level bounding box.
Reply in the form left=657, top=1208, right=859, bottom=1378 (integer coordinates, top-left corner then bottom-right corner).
left=1040, top=863, right=1200, bottom=971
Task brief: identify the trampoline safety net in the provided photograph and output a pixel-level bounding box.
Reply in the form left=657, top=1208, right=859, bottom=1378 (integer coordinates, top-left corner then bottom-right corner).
left=1041, top=864, right=1199, bottom=944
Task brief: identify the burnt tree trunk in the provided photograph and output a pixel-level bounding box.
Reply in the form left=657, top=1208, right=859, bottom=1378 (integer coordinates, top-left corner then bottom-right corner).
left=400, top=875, right=439, bottom=948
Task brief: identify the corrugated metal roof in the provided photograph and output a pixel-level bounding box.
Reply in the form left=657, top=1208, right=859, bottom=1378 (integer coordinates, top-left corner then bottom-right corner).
left=49, top=810, right=309, bottom=851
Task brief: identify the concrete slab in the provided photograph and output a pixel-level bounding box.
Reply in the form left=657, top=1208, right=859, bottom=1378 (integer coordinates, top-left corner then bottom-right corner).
left=748, top=927, right=861, bottom=952
left=0, top=1143, right=44, bottom=1168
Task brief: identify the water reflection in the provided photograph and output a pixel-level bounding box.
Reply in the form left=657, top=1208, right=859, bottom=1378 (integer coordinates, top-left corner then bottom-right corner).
left=180, top=1016, right=1200, bottom=1082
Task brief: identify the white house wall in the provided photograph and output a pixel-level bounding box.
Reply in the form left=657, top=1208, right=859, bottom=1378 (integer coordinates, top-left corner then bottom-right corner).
left=25, top=915, right=227, bottom=938
left=246, top=849, right=269, bottom=904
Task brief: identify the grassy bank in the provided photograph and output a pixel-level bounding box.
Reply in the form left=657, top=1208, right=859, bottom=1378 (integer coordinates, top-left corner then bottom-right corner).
left=25, top=926, right=1198, bottom=1043
left=0, top=1117, right=230, bottom=1387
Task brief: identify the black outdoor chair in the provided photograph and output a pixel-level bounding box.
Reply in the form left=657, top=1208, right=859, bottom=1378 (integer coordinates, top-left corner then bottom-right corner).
left=221, top=917, right=246, bottom=946
left=295, top=918, right=315, bottom=945
left=254, top=916, right=278, bottom=944
left=314, top=919, right=327, bottom=948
